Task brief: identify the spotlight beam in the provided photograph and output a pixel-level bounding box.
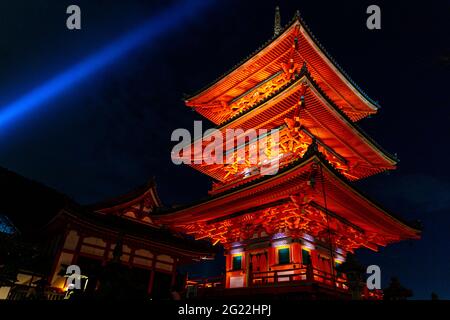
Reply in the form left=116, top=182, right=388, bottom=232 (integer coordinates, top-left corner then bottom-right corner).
left=0, top=0, right=214, bottom=131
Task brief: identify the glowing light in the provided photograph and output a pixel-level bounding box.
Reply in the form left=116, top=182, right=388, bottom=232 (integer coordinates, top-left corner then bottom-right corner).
left=335, top=256, right=344, bottom=263
left=200, top=256, right=214, bottom=261
left=272, top=240, right=289, bottom=247
left=302, top=242, right=315, bottom=250
left=0, top=0, right=215, bottom=132
left=230, top=248, right=243, bottom=255
left=231, top=241, right=242, bottom=248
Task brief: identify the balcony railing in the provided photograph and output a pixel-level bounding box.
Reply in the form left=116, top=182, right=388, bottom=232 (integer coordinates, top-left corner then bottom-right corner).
left=186, top=264, right=348, bottom=296
left=249, top=265, right=347, bottom=290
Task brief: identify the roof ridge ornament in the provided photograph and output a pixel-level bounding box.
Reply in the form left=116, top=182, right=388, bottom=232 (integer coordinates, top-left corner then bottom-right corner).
left=274, top=6, right=282, bottom=36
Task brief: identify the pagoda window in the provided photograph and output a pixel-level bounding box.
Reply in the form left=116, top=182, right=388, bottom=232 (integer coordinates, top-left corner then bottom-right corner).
left=302, top=249, right=311, bottom=265
left=278, top=247, right=290, bottom=265
left=232, top=255, right=242, bottom=271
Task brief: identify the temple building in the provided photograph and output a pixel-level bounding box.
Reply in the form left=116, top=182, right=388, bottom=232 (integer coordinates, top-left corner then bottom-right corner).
left=154, top=9, right=420, bottom=299
left=0, top=166, right=213, bottom=300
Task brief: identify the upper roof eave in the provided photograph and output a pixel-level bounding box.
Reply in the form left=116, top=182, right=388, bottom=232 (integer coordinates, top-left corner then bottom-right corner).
left=185, top=12, right=380, bottom=111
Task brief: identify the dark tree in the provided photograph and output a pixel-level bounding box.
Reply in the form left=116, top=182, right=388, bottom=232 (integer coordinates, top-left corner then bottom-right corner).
left=383, top=277, right=413, bottom=301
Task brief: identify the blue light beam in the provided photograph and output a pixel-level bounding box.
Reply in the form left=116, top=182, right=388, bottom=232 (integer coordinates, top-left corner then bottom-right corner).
left=0, top=0, right=214, bottom=132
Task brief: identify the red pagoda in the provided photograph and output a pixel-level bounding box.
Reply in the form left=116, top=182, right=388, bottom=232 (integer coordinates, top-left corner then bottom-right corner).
left=155, top=8, right=420, bottom=299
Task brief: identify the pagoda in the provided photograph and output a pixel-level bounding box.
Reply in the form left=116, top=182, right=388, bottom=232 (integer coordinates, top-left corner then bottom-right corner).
left=155, top=8, right=420, bottom=299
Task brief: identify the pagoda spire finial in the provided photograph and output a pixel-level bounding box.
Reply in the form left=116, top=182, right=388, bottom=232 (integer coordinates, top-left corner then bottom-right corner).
left=274, top=6, right=282, bottom=36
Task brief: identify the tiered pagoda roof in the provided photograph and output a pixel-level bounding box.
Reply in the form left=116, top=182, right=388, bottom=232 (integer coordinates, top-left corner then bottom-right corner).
left=174, top=11, right=399, bottom=195
left=163, top=8, right=421, bottom=253
left=186, top=12, right=379, bottom=124
left=176, top=68, right=396, bottom=191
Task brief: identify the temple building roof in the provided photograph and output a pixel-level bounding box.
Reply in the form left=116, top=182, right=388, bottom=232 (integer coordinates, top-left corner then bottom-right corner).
left=186, top=12, right=379, bottom=124
left=0, top=165, right=214, bottom=257
left=56, top=205, right=214, bottom=259
left=87, top=178, right=162, bottom=225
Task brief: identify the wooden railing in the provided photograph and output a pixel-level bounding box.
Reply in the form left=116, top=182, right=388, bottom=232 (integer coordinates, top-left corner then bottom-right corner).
left=185, top=265, right=348, bottom=295
left=6, top=284, right=66, bottom=301
left=249, top=265, right=347, bottom=290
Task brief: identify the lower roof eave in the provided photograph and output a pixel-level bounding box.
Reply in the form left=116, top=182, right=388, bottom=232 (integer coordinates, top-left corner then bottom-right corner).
left=155, top=149, right=420, bottom=241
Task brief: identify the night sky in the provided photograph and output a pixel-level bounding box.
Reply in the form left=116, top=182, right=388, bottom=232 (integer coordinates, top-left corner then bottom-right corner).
left=0, top=0, right=448, bottom=299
